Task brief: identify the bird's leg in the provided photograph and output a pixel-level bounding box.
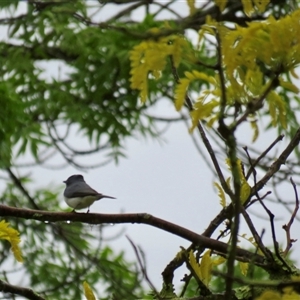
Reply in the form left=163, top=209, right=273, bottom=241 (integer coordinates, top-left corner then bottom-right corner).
left=86, top=207, right=90, bottom=213
left=72, top=204, right=80, bottom=213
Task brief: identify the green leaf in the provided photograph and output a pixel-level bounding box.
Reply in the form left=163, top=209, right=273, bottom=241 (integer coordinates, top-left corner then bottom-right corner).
left=214, top=182, right=226, bottom=207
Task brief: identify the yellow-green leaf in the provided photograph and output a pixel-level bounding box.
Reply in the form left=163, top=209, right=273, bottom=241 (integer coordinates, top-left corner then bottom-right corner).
left=175, top=78, right=190, bottom=111
left=199, top=250, right=212, bottom=286
left=291, top=69, right=299, bottom=79
left=130, top=36, right=186, bottom=103
left=206, top=114, right=219, bottom=128
left=189, top=250, right=213, bottom=286
left=189, top=250, right=202, bottom=279
left=226, top=177, right=232, bottom=190
left=279, top=78, right=300, bottom=94
left=172, top=36, right=189, bottom=67
left=192, top=70, right=215, bottom=84
left=214, top=182, right=226, bottom=207
left=267, top=91, right=287, bottom=129
left=225, top=158, right=231, bottom=170
left=215, top=0, right=228, bottom=12
left=240, top=181, right=251, bottom=204
left=255, top=290, right=281, bottom=300
left=250, top=120, right=259, bottom=142
left=245, top=67, right=264, bottom=96
left=221, top=10, right=300, bottom=93
left=175, top=69, right=216, bottom=113
left=212, top=255, right=226, bottom=266
left=282, top=286, right=300, bottom=299
left=83, top=281, right=96, bottom=300
left=239, top=261, right=249, bottom=276
left=186, top=0, right=196, bottom=15
left=0, top=220, right=23, bottom=263
left=253, top=0, right=270, bottom=12
left=189, top=98, right=219, bottom=132
left=241, top=0, right=254, bottom=16
left=226, top=158, right=246, bottom=181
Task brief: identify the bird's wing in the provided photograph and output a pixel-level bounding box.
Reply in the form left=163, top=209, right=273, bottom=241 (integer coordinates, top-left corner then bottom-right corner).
left=68, top=183, right=100, bottom=198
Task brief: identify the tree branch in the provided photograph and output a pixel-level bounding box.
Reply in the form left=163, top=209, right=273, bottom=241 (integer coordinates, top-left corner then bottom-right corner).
left=0, top=279, right=44, bottom=300
left=282, top=177, right=299, bottom=257
left=0, top=205, right=266, bottom=267
left=255, top=127, right=300, bottom=193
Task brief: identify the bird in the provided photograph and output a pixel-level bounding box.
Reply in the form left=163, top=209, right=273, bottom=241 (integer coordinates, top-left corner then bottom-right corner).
left=63, top=174, right=115, bottom=213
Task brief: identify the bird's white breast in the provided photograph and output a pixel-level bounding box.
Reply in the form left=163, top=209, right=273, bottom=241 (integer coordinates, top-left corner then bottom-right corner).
left=64, top=196, right=97, bottom=210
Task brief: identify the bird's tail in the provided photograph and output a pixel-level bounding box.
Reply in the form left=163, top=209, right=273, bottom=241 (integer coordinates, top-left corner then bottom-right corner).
left=101, top=195, right=116, bottom=200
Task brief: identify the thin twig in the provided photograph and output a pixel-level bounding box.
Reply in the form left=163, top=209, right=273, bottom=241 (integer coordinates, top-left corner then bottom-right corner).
left=241, top=207, right=273, bottom=261
left=152, top=0, right=182, bottom=19
left=181, top=113, right=217, bottom=176
left=126, top=236, right=160, bottom=299
left=107, top=1, right=147, bottom=22
left=246, top=191, right=272, bottom=209
left=245, top=134, right=285, bottom=180
left=232, top=76, right=279, bottom=130
left=179, top=273, right=192, bottom=297
left=6, top=168, right=40, bottom=210
left=259, top=189, right=289, bottom=269
left=169, top=56, right=234, bottom=200
left=243, top=146, right=290, bottom=271
left=248, top=229, right=265, bottom=278
left=282, top=177, right=299, bottom=257
left=255, top=127, right=300, bottom=194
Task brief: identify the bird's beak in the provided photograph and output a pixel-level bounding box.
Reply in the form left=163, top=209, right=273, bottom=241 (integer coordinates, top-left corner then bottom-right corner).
left=63, top=180, right=66, bottom=183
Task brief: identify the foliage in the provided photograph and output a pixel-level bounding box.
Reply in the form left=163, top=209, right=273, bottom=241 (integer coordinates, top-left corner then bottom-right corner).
left=1, top=0, right=300, bottom=299
left=0, top=220, right=23, bottom=262
left=83, top=281, right=96, bottom=300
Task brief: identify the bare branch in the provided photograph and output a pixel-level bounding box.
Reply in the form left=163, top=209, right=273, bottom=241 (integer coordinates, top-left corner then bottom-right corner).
left=282, top=177, right=299, bottom=257
left=255, top=127, right=300, bottom=193
left=6, top=168, right=40, bottom=210
left=245, top=134, right=285, bottom=180
left=0, top=205, right=266, bottom=267
left=107, top=1, right=148, bottom=22
left=0, top=279, right=44, bottom=300
left=243, top=145, right=290, bottom=271
left=126, top=236, right=160, bottom=299
left=241, top=207, right=273, bottom=261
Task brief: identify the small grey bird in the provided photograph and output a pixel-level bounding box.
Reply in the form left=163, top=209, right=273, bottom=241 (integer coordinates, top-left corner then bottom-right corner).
left=63, top=174, right=115, bottom=213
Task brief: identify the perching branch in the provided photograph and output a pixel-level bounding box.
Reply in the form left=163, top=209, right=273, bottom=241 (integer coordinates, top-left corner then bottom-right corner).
left=0, top=205, right=266, bottom=267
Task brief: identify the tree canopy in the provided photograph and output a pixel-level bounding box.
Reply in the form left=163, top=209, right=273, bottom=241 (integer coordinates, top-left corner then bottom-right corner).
left=1, top=0, right=300, bottom=299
